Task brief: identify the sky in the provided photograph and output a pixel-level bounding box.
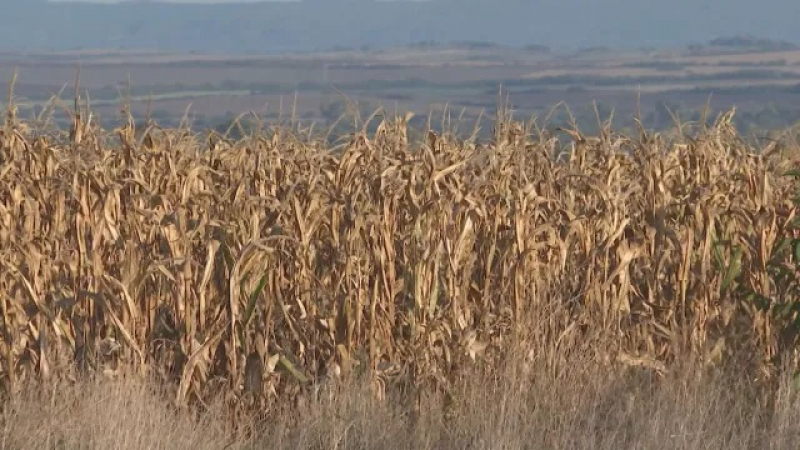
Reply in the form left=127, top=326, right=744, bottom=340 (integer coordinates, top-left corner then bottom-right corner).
left=46, top=1, right=300, bottom=2
left=20, top=0, right=800, bottom=54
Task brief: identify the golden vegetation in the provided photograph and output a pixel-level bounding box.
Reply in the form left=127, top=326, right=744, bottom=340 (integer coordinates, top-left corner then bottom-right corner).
left=2, top=78, right=800, bottom=438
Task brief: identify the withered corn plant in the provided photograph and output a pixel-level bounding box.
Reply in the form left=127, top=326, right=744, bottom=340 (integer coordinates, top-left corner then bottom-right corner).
left=1, top=78, right=800, bottom=422
left=715, top=159, right=800, bottom=379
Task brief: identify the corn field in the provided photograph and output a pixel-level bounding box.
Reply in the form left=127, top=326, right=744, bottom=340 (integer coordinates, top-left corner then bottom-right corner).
left=2, top=84, right=800, bottom=417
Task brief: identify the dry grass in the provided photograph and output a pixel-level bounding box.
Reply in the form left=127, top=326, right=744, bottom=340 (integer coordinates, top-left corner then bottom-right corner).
left=3, top=353, right=800, bottom=449
left=1, top=375, right=234, bottom=450
left=3, top=80, right=800, bottom=447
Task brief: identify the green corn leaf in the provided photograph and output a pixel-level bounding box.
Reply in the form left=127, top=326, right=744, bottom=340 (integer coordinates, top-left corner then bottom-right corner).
left=242, top=272, right=269, bottom=328
left=721, top=247, right=743, bottom=293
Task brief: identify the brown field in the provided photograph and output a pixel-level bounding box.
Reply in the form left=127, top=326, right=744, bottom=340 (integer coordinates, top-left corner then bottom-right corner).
left=4, top=78, right=800, bottom=447
left=5, top=45, right=800, bottom=127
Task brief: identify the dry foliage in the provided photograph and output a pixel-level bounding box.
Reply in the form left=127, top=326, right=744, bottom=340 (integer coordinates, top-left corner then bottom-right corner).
left=3, top=348, right=800, bottom=450
left=2, top=80, right=800, bottom=428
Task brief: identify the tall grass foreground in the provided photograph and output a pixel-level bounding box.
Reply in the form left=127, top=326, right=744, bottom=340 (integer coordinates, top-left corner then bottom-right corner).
left=2, top=85, right=800, bottom=421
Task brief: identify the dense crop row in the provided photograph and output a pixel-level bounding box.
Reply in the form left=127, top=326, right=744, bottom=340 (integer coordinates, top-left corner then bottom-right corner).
left=1, top=90, right=799, bottom=421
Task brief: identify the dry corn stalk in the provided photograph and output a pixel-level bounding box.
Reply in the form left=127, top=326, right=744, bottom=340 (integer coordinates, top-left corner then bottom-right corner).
left=0, top=101, right=797, bottom=410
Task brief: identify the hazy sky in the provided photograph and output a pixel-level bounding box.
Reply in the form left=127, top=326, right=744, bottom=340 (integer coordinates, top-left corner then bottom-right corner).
left=47, top=1, right=300, bottom=2
left=21, top=0, right=800, bottom=54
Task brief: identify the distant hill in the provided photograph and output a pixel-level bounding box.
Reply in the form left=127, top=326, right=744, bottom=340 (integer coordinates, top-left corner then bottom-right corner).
left=709, top=35, right=797, bottom=50
left=3, top=1, right=800, bottom=55
left=688, top=34, right=799, bottom=55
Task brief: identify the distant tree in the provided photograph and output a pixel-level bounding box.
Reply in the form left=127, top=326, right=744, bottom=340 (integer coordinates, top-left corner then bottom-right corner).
left=411, top=40, right=438, bottom=48
left=524, top=44, right=550, bottom=53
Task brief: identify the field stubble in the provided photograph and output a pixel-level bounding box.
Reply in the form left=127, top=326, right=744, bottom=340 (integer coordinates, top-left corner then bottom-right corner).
left=2, top=82, right=800, bottom=448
